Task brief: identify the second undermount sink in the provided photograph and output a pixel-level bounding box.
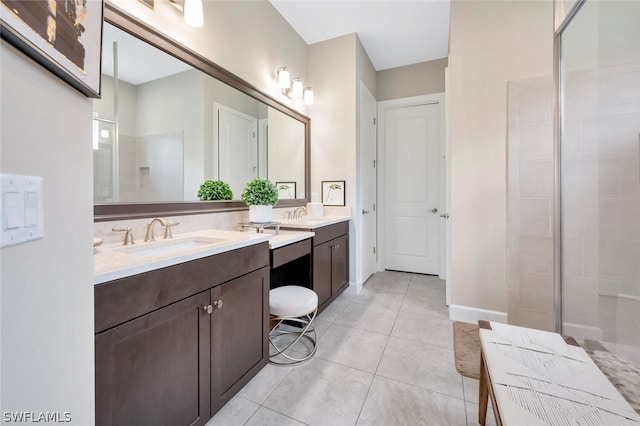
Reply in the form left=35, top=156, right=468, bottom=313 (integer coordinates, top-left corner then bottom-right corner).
left=113, top=236, right=229, bottom=258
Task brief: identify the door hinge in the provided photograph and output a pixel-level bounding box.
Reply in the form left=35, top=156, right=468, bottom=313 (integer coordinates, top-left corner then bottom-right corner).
left=373, top=117, right=376, bottom=125
left=373, top=246, right=376, bottom=254
left=373, top=160, right=376, bottom=168
left=373, top=203, right=376, bottom=211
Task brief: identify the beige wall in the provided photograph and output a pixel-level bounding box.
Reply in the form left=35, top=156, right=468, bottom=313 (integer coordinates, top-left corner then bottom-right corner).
left=309, top=34, right=358, bottom=284
left=109, top=0, right=308, bottom=112
left=449, top=1, right=553, bottom=317
left=377, top=58, right=448, bottom=101
left=1, top=41, right=95, bottom=423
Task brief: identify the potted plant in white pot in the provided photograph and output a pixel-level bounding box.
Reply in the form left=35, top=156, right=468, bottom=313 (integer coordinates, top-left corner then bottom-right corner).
left=241, top=178, right=278, bottom=223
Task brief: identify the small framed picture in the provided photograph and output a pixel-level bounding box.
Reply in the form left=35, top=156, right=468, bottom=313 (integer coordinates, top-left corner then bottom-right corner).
left=321, top=180, right=345, bottom=206
left=276, top=182, right=296, bottom=199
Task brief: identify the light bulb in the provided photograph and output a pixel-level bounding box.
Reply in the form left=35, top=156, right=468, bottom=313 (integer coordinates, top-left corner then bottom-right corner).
left=277, top=67, right=290, bottom=89
left=291, top=78, right=303, bottom=98
left=303, top=87, right=314, bottom=105
left=183, top=0, right=203, bottom=28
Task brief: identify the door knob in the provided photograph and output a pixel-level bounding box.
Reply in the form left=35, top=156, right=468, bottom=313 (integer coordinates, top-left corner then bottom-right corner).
left=440, top=213, right=449, bottom=219
left=203, top=305, right=213, bottom=314
left=431, top=208, right=438, bottom=213
left=214, top=299, right=223, bottom=309
left=362, top=209, right=370, bottom=215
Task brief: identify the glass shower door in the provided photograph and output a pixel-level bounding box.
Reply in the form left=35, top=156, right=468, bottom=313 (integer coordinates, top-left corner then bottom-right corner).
left=93, top=118, right=117, bottom=202
left=560, top=0, right=640, bottom=362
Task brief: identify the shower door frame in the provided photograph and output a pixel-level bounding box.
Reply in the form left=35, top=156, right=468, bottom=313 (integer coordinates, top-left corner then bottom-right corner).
left=553, top=0, right=587, bottom=333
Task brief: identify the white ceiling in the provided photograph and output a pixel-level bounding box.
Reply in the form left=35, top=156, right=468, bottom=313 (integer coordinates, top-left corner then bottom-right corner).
left=269, top=0, right=451, bottom=71
left=102, top=23, right=191, bottom=85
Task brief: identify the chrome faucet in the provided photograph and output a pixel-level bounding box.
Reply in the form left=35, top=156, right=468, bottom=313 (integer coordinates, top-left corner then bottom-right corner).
left=144, top=218, right=180, bottom=242
left=293, top=206, right=306, bottom=219
left=112, top=227, right=135, bottom=245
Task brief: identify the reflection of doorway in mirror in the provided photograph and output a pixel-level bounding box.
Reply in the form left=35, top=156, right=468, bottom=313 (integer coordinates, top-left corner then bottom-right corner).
left=214, top=103, right=258, bottom=198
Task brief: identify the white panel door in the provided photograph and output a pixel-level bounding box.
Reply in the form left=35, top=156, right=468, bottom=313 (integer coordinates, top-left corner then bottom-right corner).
left=216, top=105, right=258, bottom=197
left=384, top=103, right=441, bottom=274
left=360, top=82, right=377, bottom=282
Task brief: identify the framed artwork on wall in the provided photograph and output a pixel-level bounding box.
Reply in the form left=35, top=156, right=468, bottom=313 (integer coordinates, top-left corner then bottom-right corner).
left=321, top=180, right=345, bottom=206
left=276, top=182, right=296, bottom=200
left=0, top=0, right=104, bottom=98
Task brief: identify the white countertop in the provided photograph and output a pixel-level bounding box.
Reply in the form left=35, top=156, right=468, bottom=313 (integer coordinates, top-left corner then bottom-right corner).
left=264, top=229, right=314, bottom=249
left=277, top=215, right=350, bottom=230
left=94, top=229, right=270, bottom=285
left=94, top=216, right=348, bottom=285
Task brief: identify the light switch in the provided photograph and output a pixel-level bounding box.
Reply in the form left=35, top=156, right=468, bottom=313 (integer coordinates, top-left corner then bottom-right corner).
left=25, top=191, right=39, bottom=227
left=3, top=191, right=22, bottom=229
left=1, top=174, right=43, bottom=248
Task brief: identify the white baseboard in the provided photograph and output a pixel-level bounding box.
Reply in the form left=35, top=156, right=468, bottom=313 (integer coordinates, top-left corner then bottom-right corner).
left=448, top=304, right=508, bottom=324
left=562, top=322, right=603, bottom=341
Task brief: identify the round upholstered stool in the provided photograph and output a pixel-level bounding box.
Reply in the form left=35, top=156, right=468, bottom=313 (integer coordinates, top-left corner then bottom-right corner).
left=269, top=285, right=318, bottom=366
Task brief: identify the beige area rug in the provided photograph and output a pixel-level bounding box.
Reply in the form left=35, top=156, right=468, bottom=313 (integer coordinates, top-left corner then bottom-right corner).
left=453, top=321, right=480, bottom=380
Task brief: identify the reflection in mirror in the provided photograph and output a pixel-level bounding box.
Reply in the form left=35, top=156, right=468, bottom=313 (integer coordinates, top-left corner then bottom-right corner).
left=93, top=22, right=307, bottom=205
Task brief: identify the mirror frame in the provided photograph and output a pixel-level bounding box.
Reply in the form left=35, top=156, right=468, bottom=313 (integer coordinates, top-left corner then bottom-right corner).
left=94, top=2, right=311, bottom=222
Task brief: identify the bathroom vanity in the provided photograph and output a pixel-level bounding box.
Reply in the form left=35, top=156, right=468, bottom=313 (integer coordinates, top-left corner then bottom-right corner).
left=93, top=217, right=349, bottom=425
left=94, top=232, right=270, bottom=425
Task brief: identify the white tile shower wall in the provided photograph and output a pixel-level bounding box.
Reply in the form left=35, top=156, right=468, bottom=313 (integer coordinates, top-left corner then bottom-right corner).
left=507, top=62, right=640, bottom=340
left=507, top=76, right=556, bottom=332
left=564, top=62, right=640, bottom=343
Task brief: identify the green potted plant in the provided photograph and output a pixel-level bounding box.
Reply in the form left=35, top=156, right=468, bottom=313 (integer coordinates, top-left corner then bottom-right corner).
left=197, top=180, right=233, bottom=201
left=241, top=178, right=278, bottom=223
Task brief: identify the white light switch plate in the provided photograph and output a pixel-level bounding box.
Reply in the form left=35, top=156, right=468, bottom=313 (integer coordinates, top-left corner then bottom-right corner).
left=1, top=174, right=44, bottom=248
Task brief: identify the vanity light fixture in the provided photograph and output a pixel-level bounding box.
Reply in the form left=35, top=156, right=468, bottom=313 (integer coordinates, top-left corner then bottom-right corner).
left=277, top=67, right=291, bottom=89
left=163, top=0, right=204, bottom=28
left=276, top=66, right=313, bottom=105
left=291, top=78, right=304, bottom=98
left=303, top=87, right=314, bottom=105
left=183, top=0, right=204, bottom=28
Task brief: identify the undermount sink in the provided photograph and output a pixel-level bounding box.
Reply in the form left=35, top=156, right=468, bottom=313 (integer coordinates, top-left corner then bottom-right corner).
left=113, top=236, right=228, bottom=258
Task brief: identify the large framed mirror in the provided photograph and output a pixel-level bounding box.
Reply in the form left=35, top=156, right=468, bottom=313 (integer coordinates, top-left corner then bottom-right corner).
left=94, top=3, right=310, bottom=221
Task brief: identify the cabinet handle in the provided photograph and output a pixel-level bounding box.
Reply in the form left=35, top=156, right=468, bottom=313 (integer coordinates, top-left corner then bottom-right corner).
left=214, top=299, right=224, bottom=309
left=203, top=305, right=213, bottom=314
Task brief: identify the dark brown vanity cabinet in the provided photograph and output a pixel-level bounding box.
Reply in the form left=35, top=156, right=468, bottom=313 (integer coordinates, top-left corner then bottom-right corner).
left=95, top=291, right=211, bottom=426
left=95, top=243, right=269, bottom=426
left=210, top=268, right=269, bottom=413
left=281, top=221, right=349, bottom=312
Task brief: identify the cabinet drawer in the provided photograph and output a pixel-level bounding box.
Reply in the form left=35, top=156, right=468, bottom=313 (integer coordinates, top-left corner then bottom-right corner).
left=271, top=238, right=311, bottom=269
left=312, top=221, right=349, bottom=246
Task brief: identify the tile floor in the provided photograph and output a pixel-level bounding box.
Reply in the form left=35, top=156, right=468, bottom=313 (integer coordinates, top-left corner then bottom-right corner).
left=206, top=271, right=497, bottom=426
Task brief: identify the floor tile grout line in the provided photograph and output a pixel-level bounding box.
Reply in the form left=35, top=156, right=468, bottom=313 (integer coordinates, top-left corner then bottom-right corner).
left=247, top=403, right=312, bottom=426
left=369, top=276, right=409, bottom=378
left=373, top=370, right=467, bottom=403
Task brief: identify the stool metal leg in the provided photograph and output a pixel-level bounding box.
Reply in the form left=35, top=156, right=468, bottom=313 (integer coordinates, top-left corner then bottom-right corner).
left=269, top=308, right=317, bottom=366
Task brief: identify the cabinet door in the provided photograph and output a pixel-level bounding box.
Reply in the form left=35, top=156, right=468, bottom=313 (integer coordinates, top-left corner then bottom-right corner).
left=331, top=234, right=349, bottom=296
left=95, top=292, right=211, bottom=426
left=210, top=267, right=269, bottom=413
left=313, top=240, right=333, bottom=308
